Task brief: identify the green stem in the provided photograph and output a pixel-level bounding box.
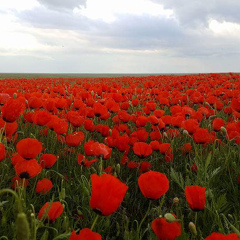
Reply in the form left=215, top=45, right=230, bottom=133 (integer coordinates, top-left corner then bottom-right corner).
left=0, top=237, right=8, bottom=240
left=91, top=214, right=99, bottom=231
left=99, top=157, right=103, bottom=175
left=194, top=212, right=198, bottom=226
left=0, top=189, right=22, bottom=212
left=158, top=194, right=165, bottom=215
left=30, top=205, right=37, bottom=240
left=137, top=201, right=152, bottom=237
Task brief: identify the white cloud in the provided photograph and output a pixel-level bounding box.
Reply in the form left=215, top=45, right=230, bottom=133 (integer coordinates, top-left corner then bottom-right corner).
left=74, top=0, right=173, bottom=22
left=0, top=0, right=40, bottom=12
left=209, top=19, right=240, bottom=37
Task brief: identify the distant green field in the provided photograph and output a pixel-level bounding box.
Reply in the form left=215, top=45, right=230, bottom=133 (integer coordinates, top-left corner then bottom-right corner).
left=0, top=72, right=234, bottom=80
left=0, top=73, right=169, bottom=79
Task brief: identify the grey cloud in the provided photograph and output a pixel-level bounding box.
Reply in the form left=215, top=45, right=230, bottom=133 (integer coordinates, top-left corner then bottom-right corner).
left=17, top=6, right=89, bottom=30
left=151, top=0, right=240, bottom=26
left=86, top=14, right=185, bottom=50
left=17, top=5, right=240, bottom=60
left=36, top=0, right=86, bottom=10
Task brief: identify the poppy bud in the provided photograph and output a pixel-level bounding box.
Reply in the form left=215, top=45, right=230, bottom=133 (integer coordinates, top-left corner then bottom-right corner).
left=173, top=197, right=179, bottom=205
left=183, top=130, right=189, bottom=136
left=83, top=186, right=90, bottom=197
left=209, top=115, right=217, bottom=120
left=62, top=216, right=69, bottom=231
left=13, top=93, right=17, bottom=99
left=116, top=222, right=120, bottom=236
left=163, top=132, right=168, bottom=138
left=59, top=188, right=66, bottom=200
left=1, top=215, right=7, bottom=225
left=116, top=163, right=121, bottom=175
left=189, top=222, right=197, bottom=235
left=228, top=214, right=234, bottom=221
left=220, top=126, right=227, bottom=134
left=164, top=213, right=177, bottom=223
left=16, top=212, right=30, bottom=240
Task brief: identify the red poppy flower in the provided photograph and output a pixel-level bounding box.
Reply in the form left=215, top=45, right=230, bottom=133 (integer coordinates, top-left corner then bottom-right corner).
left=32, top=110, right=52, bottom=126
left=140, top=161, right=152, bottom=173
left=164, top=150, right=173, bottom=162
left=84, top=140, right=95, bottom=156
left=138, top=171, right=169, bottom=200
left=84, top=119, right=95, bottom=132
left=121, top=155, right=129, bottom=165
left=103, top=166, right=114, bottom=174
left=150, top=131, right=161, bottom=141
left=43, top=98, right=56, bottom=112
left=152, top=215, right=182, bottom=240
left=181, top=143, right=192, bottom=154
left=181, top=119, right=199, bottom=135
left=96, top=124, right=110, bottom=137
left=16, top=138, right=42, bottom=160
left=159, top=143, right=171, bottom=154
left=36, top=178, right=53, bottom=194
left=0, top=143, right=5, bottom=162
left=28, top=96, right=42, bottom=109
left=154, top=109, right=165, bottom=118
left=90, top=174, right=128, bottom=216
left=185, top=185, right=206, bottom=211
left=193, top=128, right=211, bottom=144
left=39, top=153, right=57, bottom=168
left=93, top=102, right=109, bottom=119
left=115, top=135, right=130, bottom=152
left=231, top=98, right=240, bottom=112
left=69, top=229, right=102, bottom=240
left=127, top=161, right=140, bottom=169
left=38, top=201, right=64, bottom=222
left=136, top=116, right=148, bottom=127
left=1, top=98, right=25, bottom=123
left=0, top=93, right=10, bottom=105
left=150, top=141, right=160, bottom=151
left=15, top=159, right=42, bottom=179
left=0, top=117, right=18, bottom=138
left=66, top=111, right=85, bottom=127
left=53, top=119, right=69, bottom=135
left=77, top=153, right=98, bottom=167
left=133, top=142, right=152, bottom=158
left=92, top=142, right=112, bottom=160
left=204, top=232, right=239, bottom=240
left=191, top=164, right=198, bottom=173
left=66, top=132, right=85, bottom=147
left=212, top=118, right=225, bottom=132
left=11, top=153, right=25, bottom=166
left=135, top=128, right=149, bottom=142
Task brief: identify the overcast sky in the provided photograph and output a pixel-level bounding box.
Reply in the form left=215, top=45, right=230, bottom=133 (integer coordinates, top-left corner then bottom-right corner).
left=0, top=0, right=240, bottom=73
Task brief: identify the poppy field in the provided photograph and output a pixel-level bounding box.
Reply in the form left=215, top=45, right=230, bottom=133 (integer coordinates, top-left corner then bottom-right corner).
left=0, top=73, right=240, bottom=240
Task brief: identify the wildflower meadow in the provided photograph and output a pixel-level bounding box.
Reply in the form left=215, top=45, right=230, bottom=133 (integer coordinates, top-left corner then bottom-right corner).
left=0, top=73, right=240, bottom=240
